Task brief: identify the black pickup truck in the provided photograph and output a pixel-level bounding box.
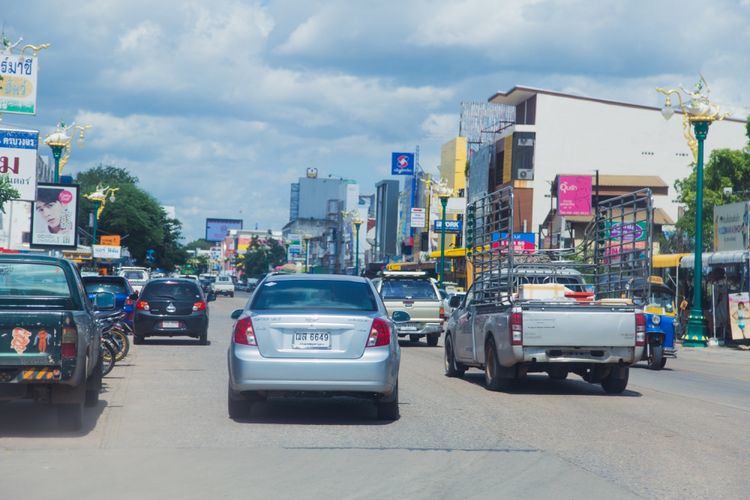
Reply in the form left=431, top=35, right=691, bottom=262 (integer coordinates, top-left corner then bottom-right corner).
left=0, top=255, right=111, bottom=430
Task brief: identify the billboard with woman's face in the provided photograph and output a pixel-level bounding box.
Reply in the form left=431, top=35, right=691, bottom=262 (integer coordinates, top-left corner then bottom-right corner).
left=30, top=183, right=79, bottom=249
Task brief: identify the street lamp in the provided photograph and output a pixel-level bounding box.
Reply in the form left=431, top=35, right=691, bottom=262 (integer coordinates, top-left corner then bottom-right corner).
left=303, top=234, right=312, bottom=273
left=436, top=181, right=453, bottom=289
left=351, top=214, right=364, bottom=276
left=84, top=185, right=119, bottom=246
left=657, top=75, right=730, bottom=348
left=44, top=121, right=92, bottom=183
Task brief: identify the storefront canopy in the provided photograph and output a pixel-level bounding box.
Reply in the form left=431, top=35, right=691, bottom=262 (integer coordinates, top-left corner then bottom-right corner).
left=679, top=251, right=749, bottom=269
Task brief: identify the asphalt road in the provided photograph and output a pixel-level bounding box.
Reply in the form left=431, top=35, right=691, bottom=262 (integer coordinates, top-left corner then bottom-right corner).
left=2, top=293, right=749, bottom=499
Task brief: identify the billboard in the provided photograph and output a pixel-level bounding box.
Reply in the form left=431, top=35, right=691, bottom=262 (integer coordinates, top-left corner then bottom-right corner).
left=557, top=175, right=592, bottom=216
left=30, top=183, right=79, bottom=249
left=391, top=152, right=415, bottom=176
left=0, top=55, right=40, bottom=115
left=433, top=219, right=463, bottom=232
left=0, top=128, right=39, bottom=200
left=205, top=218, right=243, bottom=242
left=713, top=201, right=749, bottom=252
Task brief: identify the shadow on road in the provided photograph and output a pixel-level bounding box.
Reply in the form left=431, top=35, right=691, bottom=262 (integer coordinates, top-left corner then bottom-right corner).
left=461, top=372, right=642, bottom=397
left=397, top=340, right=442, bottom=349
left=0, top=399, right=108, bottom=438
left=231, top=397, right=397, bottom=426
left=139, top=339, right=211, bottom=346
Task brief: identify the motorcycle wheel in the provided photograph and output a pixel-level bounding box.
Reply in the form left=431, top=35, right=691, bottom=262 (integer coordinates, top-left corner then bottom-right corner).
left=101, top=341, right=117, bottom=376
left=110, top=327, right=130, bottom=362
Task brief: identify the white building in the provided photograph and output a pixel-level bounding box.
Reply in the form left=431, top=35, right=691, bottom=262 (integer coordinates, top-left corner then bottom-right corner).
left=484, top=86, right=748, bottom=241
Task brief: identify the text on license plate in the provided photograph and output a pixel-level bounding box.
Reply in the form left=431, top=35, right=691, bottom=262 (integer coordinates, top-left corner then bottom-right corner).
left=292, top=332, right=331, bottom=349
left=161, top=321, right=180, bottom=328
left=398, top=322, right=419, bottom=331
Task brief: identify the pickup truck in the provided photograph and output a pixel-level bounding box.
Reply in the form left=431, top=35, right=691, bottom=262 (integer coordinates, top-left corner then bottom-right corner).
left=119, top=266, right=150, bottom=294
left=211, top=275, right=235, bottom=297
left=0, top=255, right=112, bottom=430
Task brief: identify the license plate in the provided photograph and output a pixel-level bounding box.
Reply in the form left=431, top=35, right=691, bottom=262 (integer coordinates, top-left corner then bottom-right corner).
left=398, top=322, right=419, bottom=332
left=161, top=321, right=180, bottom=329
left=292, top=331, right=331, bottom=349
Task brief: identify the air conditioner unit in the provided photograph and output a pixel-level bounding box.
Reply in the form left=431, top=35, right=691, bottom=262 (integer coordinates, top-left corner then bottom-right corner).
left=517, top=169, right=534, bottom=180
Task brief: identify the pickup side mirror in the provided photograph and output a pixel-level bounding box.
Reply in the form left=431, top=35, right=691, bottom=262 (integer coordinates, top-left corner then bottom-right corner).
left=449, top=296, right=462, bottom=308
left=94, top=292, right=116, bottom=310
left=230, top=309, right=243, bottom=320
left=392, top=311, right=411, bottom=323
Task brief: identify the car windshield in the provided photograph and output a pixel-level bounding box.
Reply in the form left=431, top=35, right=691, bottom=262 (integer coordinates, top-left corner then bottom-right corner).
left=0, top=263, right=71, bottom=297
left=649, top=287, right=675, bottom=312
left=83, top=281, right=128, bottom=295
left=380, top=279, right=437, bottom=300
left=251, top=280, right=378, bottom=311
left=122, top=271, right=148, bottom=281
left=142, top=282, right=201, bottom=301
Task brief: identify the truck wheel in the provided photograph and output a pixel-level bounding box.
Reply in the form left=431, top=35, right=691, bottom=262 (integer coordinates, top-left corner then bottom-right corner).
left=230, top=292, right=235, bottom=298
left=647, top=344, right=664, bottom=370
left=484, top=338, right=503, bottom=391
left=376, top=383, right=399, bottom=421
left=426, top=333, right=439, bottom=347
left=227, top=386, right=250, bottom=419
left=133, top=335, right=144, bottom=345
left=548, top=371, right=568, bottom=381
left=85, top=355, right=103, bottom=407
left=444, top=335, right=466, bottom=378
left=601, top=366, right=629, bottom=394
left=57, top=402, right=84, bottom=431
left=409, top=335, right=420, bottom=343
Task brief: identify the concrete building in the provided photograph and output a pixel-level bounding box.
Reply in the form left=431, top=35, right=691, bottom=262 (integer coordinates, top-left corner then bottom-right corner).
left=475, top=85, right=748, bottom=244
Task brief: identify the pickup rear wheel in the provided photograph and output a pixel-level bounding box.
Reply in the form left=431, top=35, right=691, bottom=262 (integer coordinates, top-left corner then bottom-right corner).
left=484, top=338, right=503, bottom=391
left=426, top=333, right=439, bottom=347
left=444, top=335, right=465, bottom=378
left=601, top=366, right=629, bottom=394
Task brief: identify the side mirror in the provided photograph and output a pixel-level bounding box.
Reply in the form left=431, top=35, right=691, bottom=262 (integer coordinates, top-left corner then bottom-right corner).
left=207, top=292, right=217, bottom=302
left=392, top=311, right=411, bottom=323
left=94, top=292, right=116, bottom=310
left=230, top=309, right=243, bottom=320
left=449, top=296, right=462, bottom=308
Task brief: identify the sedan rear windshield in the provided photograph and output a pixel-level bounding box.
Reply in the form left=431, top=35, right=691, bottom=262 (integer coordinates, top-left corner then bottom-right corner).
left=141, top=282, right=201, bottom=301
left=122, top=271, right=148, bottom=280
left=380, top=279, right=437, bottom=300
left=251, top=280, right=378, bottom=311
left=83, top=280, right=129, bottom=295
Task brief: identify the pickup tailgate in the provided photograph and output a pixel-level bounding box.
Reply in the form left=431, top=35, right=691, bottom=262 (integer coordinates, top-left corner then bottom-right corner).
left=522, top=304, right=636, bottom=347
left=0, top=312, right=64, bottom=367
left=384, top=299, right=440, bottom=323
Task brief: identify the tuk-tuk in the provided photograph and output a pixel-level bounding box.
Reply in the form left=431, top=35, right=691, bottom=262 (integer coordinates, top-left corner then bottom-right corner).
left=628, top=276, right=677, bottom=370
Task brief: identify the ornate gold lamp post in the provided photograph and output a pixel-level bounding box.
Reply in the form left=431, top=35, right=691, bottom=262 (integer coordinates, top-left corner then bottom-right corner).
left=44, top=122, right=92, bottom=183
left=435, top=181, right=453, bottom=289
left=656, top=75, right=730, bottom=347
left=84, top=185, right=118, bottom=246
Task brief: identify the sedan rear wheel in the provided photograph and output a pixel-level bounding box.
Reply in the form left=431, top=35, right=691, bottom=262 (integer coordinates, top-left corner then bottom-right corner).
left=227, top=386, right=250, bottom=419
left=376, top=383, right=399, bottom=421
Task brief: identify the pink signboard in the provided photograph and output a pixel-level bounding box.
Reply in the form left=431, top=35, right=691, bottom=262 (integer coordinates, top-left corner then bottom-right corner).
left=558, top=175, right=592, bottom=216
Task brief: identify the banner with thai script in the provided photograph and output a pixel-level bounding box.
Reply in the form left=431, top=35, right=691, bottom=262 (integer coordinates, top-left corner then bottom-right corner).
left=0, top=55, right=39, bottom=115
left=557, top=175, right=592, bottom=216
left=0, top=128, right=38, bottom=200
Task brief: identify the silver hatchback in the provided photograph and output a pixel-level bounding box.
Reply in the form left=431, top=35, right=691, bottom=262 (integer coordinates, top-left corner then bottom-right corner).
left=227, top=274, right=401, bottom=420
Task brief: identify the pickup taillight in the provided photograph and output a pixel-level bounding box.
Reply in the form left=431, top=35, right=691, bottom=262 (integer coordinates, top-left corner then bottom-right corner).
left=635, top=313, right=646, bottom=346
left=61, top=319, right=78, bottom=359
left=510, top=311, right=523, bottom=346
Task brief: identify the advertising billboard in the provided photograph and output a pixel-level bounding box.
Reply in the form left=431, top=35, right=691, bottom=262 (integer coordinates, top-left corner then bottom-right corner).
left=0, top=55, right=40, bottom=115
left=433, top=219, right=463, bottom=233
left=0, top=128, right=38, bottom=200
left=557, top=175, right=592, bottom=216
left=713, top=201, right=749, bottom=252
left=391, top=152, right=415, bottom=176
left=30, top=183, right=79, bottom=249
left=205, top=218, right=243, bottom=242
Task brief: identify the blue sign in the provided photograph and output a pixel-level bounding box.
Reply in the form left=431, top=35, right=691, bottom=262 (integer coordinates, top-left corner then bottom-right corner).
left=391, top=152, right=415, bottom=176
left=434, top=219, right=463, bottom=232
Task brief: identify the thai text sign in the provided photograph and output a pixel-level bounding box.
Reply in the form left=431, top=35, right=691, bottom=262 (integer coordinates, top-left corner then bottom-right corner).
left=92, top=245, right=122, bottom=259
left=713, top=202, right=749, bottom=252
left=410, top=208, right=426, bottom=228
left=0, top=55, right=39, bottom=115
left=557, top=175, right=592, bottom=216
left=0, top=128, right=38, bottom=200
left=99, top=235, right=121, bottom=246
left=606, top=221, right=648, bottom=242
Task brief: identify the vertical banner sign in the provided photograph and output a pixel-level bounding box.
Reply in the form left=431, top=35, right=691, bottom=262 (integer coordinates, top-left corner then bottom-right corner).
left=0, top=55, right=39, bottom=115
left=391, top=152, right=415, bottom=175
left=0, top=128, right=39, bottom=200
left=557, top=175, right=592, bottom=216
left=30, top=183, right=79, bottom=249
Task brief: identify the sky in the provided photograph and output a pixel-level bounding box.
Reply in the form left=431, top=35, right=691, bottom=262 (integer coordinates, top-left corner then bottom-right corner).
left=3, top=0, right=750, bottom=241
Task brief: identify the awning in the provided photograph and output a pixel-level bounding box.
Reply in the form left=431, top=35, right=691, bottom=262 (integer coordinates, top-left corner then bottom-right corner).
left=679, top=251, right=749, bottom=269
left=653, top=253, right=690, bottom=269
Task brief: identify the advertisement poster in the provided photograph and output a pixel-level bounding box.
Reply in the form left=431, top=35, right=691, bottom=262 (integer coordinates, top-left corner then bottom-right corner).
left=30, top=183, right=79, bottom=249
left=391, top=152, right=415, bottom=176
left=728, top=292, right=750, bottom=341
left=205, top=218, right=243, bottom=242
left=557, top=175, right=592, bottom=216
left=0, top=128, right=39, bottom=200
left=0, top=55, right=39, bottom=115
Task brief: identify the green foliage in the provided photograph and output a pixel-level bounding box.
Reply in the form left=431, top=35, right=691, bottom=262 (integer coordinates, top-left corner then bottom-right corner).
left=75, top=164, right=187, bottom=270
left=674, top=116, right=750, bottom=251
left=185, top=239, right=213, bottom=251
left=0, top=175, right=20, bottom=213
left=237, top=233, right=288, bottom=277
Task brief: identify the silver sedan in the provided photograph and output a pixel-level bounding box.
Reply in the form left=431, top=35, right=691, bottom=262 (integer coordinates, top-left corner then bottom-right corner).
left=227, top=274, right=402, bottom=420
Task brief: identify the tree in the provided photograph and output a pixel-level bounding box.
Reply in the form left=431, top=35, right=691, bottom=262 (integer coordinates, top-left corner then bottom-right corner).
left=674, top=116, right=750, bottom=251
left=237, top=234, right=288, bottom=277
left=185, top=238, right=213, bottom=251
left=0, top=175, right=20, bottom=213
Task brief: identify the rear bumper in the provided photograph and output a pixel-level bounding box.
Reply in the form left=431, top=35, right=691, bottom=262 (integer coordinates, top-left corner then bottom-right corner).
left=515, top=346, right=641, bottom=365
left=395, top=322, right=442, bottom=337
left=134, top=313, right=208, bottom=337
left=228, top=344, right=398, bottom=395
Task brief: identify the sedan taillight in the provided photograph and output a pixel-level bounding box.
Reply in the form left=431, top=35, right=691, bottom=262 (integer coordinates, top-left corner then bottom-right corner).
left=136, top=300, right=150, bottom=311
left=193, top=301, right=206, bottom=311
left=367, top=318, right=391, bottom=347
left=233, top=317, right=256, bottom=346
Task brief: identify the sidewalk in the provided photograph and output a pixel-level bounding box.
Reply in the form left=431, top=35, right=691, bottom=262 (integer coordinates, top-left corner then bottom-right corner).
left=675, top=341, right=750, bottom=367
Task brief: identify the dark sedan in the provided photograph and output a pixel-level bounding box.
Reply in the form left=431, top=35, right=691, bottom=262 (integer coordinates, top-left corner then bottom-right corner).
left=134, top=278, right=214, bottom=345
left=82, top=275, right=137, bottom=327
